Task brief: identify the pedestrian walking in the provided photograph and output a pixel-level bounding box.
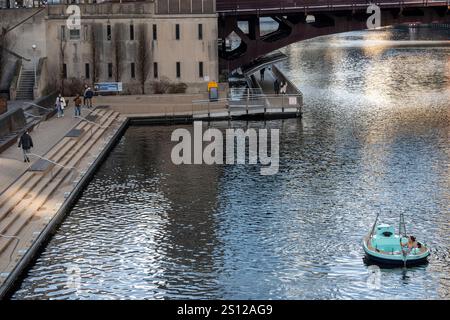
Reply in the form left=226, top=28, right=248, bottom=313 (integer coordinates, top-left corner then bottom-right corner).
left=274, top=78, right=280, bottom=95
left=55, top=94, right=66, bottom=118
left=83, top=84, right=88, bottom=108
left=85, top=87, right=94, bottom=108
left=74, top=94, right=82, bottom=117
left=18, top=130, right=33, bottom=163
left=260, top=68, right=266, bottom=81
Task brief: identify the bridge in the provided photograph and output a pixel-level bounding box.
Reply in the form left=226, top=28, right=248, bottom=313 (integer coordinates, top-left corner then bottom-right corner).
left=216, top=0, right=450, bottom=71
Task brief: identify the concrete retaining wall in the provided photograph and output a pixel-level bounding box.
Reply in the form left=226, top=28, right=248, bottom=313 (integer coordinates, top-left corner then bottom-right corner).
left=0, top=108, right=26, bottom=138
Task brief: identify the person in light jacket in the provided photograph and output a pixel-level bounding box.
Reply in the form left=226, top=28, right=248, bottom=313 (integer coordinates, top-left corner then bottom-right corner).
left=55, top=94, right=66, bottom=118
left=280, top=81, right=288, bottom=95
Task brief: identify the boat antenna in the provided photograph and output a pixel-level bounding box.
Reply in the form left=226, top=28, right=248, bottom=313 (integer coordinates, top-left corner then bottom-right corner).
left=370, top=212, right=380, bottom=237
left=399, top=212, right=407, bottom=238
left=399, top=212, right=408, bottom=268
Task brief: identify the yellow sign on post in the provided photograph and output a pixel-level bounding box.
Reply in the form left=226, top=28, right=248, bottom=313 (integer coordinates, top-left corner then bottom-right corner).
left=207, top=81, right=218, bottom=92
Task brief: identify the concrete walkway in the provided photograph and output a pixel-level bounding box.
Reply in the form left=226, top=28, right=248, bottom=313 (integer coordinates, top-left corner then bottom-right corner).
left=0, top=105, right=126, bottom=296
left=253, top=68, right=278, bottom=95
left=0, top=105, right=92, bottom=194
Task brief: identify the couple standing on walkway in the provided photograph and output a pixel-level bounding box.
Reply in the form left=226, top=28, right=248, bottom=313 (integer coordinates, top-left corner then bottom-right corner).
left=274, top=78, right=287, bottom=95
left=55, top=85, right=94, bottom=118
left=74, top=85, right=95, bottom=117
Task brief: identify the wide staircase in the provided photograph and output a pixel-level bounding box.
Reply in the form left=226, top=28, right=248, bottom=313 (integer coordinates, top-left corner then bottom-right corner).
left=0, top=107, right=125, bottom=284
left=15, top=69, right=35, bottom=101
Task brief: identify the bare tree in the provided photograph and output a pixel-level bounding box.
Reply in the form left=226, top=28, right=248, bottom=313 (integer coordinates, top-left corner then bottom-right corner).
left=90, top=23, right=101, bottom=83
left=59, top=34, right=67, bottom=95
left=0, top=25, right=10, bottom=85
left=112, top=23, right=125, bottom=82
left=136, top=24, right=151, bottom=94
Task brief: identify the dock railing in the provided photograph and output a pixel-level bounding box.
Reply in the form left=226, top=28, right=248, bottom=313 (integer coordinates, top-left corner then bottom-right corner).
left=192, top=91, right=302, bottom=119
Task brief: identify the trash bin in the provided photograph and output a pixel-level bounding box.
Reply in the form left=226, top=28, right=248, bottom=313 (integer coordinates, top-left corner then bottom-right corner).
left=208, top=81, right=219, bottom=102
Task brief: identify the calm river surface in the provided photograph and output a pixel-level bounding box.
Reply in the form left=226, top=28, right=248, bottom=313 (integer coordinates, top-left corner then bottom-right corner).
left=14, top=28, right=450, bottom=299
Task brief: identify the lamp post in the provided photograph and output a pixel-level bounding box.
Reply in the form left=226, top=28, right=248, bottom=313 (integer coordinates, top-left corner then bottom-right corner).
left=32, top=44, right=37, bottom=87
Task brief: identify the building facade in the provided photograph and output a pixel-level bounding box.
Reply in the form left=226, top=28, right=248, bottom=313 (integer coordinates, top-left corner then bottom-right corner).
left=0, top=0, right=219, bottom=97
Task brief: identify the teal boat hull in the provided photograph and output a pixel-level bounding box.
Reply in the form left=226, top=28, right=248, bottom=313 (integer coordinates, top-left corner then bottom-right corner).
left=363, top=237, right=430, bottom=267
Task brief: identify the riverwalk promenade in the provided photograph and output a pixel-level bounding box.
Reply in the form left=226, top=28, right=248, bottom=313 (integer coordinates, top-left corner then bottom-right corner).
left=0, top=77, right=302, bottom=298
left=0, top=102, right=128, bottom=298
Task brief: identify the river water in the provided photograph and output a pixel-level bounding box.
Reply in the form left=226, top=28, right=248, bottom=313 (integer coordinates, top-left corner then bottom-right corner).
left=13, top=28, right=450, bottom=299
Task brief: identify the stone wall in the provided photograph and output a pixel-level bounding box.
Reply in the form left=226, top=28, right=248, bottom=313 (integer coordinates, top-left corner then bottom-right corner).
left=0, top=107, right=26, bottom=138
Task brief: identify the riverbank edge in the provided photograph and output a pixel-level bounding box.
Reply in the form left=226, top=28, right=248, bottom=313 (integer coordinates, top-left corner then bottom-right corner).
left=0, top=108, right=303, bottom=299
left=0, top=116, right=130, bottom=299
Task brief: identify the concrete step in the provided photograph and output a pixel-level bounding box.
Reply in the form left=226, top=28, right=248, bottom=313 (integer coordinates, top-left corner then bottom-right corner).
left=0, top=110, right=114, bottom=239
left=0, top=112, right=100, bottom=221
left=0, top=110, right=120, bottom=253
left=0, top=111, right=121, bottom=258
left=0, top=109, right=107, bottom=216
left=17, top=70, right=35, bottom=102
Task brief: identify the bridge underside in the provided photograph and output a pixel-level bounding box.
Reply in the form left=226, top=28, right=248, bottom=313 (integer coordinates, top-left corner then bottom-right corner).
left=218, top=5, right=450, bottom=73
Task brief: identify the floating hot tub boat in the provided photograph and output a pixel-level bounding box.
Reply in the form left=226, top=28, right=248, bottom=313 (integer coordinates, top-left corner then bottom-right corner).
left=363, top=213, right=430, bottom=267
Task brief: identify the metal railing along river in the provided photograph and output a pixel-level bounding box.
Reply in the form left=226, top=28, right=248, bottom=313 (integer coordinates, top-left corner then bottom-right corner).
left=192, top=91, right=303, bottom=119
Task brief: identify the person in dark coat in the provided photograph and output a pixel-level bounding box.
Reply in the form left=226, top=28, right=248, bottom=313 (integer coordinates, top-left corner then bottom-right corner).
left=274, top=78, right=280, bottom=95
left=260, top=68, right=266, bottom=81
left=85, top=87, right=94, bottom=108
left=18, top=130, right=33, bottom=162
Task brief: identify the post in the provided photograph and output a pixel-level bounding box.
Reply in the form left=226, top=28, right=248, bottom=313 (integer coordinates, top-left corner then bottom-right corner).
left=32, top=44, right=37, bottom=89
left=208, top=100, right=210, bottom=118
left=264, top=97, right=266, bottom=117
left=246, top=92, right=249, bottom=115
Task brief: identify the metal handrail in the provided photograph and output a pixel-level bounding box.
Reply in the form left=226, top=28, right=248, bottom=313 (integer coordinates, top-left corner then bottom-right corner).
left=75, top=115, right=109, bottom=129
left=23, top=111, right=43, bottom=119
left=28, top=153, right=79, bottom=172
left=193, top=93, right=303, bottom=105
left=0, top=234, right=21, bottom=267
left=24, top=102, right=52, bottom=112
